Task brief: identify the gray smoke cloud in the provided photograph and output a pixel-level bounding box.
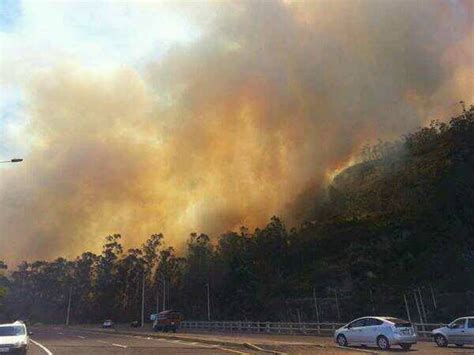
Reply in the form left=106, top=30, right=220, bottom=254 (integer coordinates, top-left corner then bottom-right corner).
left=0, top=0, right=472, bottom=265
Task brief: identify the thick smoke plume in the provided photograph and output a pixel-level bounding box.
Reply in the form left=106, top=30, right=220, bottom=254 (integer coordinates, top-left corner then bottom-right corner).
left=1, top=0, right=473, bottom=264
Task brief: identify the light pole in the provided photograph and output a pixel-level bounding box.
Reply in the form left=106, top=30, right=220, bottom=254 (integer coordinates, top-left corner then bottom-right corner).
left=162, top=277, right=166, bottom=311
left=0, top=158, right=23, bottom=164
left=206, top=283, right=210, bottom=321
left=66, top=285, right=73, bottom=326
left=141, top=272, right=145, bottom=327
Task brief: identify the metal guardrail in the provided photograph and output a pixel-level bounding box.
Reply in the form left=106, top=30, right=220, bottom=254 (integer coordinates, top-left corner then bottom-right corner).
left=181, top=321, right=445, bottom=338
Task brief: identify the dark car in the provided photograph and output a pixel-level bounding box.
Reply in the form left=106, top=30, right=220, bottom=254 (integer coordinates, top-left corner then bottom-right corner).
left=152, top=310, right=183, bottom=333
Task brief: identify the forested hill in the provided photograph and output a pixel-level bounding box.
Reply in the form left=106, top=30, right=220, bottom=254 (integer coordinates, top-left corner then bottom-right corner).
left=329, top=110, right=474, bottom=224
left=1, top=108, right=473, bottom=324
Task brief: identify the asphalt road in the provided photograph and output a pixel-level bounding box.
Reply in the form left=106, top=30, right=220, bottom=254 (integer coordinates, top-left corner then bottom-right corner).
left=26, top=326, right=474, bottom=354
left=27, top=327, right=252, bottom=354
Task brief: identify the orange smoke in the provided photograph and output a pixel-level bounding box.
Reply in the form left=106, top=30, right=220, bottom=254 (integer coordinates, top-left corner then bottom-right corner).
left=0, top=0, right=473, bottom=265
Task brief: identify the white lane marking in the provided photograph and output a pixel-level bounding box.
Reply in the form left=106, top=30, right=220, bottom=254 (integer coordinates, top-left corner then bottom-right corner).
left=77, top=335, right=86, bottom=339
left=30, top=339, right=54, bottom=355
left=112, top=343, right=128, bottom=348
left=217, top=347, right=250, bottom=355
left=73, top=330, right=246, bottom=353
left=121, top=334, right=207, bottom=347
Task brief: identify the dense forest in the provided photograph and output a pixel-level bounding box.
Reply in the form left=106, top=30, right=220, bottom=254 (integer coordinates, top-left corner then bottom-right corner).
left=1, top=107, right=473, bottom=325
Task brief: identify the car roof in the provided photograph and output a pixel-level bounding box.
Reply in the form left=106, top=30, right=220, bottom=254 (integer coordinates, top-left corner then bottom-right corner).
left=0, top=322, right=25, bottom=327
left=350, top=316, right=409, bottom=323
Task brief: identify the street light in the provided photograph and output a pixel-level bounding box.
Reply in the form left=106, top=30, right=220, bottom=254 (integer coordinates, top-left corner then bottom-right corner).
left=0, top=158, right=23, bottom=163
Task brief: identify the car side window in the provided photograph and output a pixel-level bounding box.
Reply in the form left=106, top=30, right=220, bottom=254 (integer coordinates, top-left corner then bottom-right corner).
left=349, top=319, right=367, bottom=328
left=468, top=319, right=474, bottom=329
left=451, top=319, right=466, bottom=329
left=366, top=318, right=383, bottom=326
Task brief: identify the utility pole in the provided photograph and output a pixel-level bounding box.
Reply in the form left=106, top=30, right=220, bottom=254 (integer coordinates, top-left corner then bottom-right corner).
left=156, top=287, right=160, bottom=314
left=66, top=285, right=72, bottom=326
left=312, top=286, right=320, bottom=334
left=334, top=290, right=340, bottom=320
left=141, top=272, right=145, bottom=327
left=413, top=291, right=423, bottom=323
left=206, top=283, right=211, bottom=321
left=430, top=285, right=437, bottom=309
left=413, top=290, right=425, bottom=334
left=403, top=294, right=411, bottom=323
left=418, top=288, right=428, bottom=323
left=162, top=277, right=166, bottom=311
left=312, top=287, right=320, bottom=322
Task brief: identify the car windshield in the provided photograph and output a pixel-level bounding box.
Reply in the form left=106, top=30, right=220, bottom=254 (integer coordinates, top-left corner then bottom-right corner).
left=0, top=326, right=25, bottom=336
left=450, top=319, right=465, bottom=328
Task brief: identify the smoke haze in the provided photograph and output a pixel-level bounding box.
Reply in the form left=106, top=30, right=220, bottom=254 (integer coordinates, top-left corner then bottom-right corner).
left=1, top=0, right=473, bottom=264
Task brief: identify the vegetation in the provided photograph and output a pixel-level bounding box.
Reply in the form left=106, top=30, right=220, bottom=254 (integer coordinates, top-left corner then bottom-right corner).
left=1, top=107, right=473, bottom=324
left=0, top=261, right=7, bottom=313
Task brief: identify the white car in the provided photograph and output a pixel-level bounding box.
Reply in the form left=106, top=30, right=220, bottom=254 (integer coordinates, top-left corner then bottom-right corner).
left=334, top=316, right=417, bottom=350
left=0, top=321, right=29, bottom=354
left=432, top=317, right=474, bottom=347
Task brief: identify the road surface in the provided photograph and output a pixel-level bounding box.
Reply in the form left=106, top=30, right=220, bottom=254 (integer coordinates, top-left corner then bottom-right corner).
left=27, top=326, right=474, bottom=354
left=27, top=326, right=253, bottom=354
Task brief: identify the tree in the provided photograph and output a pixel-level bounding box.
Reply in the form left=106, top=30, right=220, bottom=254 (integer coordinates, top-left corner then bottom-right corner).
left=0, top=261, right=8, bottom=316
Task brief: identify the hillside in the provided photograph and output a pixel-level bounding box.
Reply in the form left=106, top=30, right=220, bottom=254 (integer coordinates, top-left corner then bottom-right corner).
left=329, top=112, right=474, bottom=222
left=1, top=107, right=473, bottom=324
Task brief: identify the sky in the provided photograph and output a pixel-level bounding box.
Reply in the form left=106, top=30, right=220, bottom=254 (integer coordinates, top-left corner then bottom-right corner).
left=0, top=0, right=473, bottom=265
left=0, top=0, right=202, bottom=156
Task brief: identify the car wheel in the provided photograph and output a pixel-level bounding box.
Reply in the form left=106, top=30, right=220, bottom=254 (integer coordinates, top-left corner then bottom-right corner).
left=377, top=335, right=390, bottom=350
left=400, top=343, right=412, bottom=350
left=337, top=334, right=348, bottom=347
left=434, top=334, right=448, bottom=347
left=455, top=344, right=464, bottom=348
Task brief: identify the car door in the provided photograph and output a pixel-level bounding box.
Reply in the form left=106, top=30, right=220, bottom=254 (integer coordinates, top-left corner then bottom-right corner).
left=465, top=318, right=474, bottom=344
left=346, top=319, right=367, bottom=344
left=361, top=318, right=383, bottom=345
left=447, top=318, right=466, bottom=344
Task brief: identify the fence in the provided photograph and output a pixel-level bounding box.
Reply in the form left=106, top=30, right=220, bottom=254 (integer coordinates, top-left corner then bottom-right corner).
left=181, top=320, right=445, bottom=338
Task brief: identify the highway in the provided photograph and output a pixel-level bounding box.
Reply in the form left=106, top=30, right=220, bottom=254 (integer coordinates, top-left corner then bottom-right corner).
left=27, top=326, right=474, bottom=354
left=27, top=327, right=253, bottom=354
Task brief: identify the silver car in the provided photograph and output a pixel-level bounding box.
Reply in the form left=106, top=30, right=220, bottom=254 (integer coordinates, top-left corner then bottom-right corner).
left=334, top=316, right=417, bottom=350
left=432, top=317, right=474, bottom=347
